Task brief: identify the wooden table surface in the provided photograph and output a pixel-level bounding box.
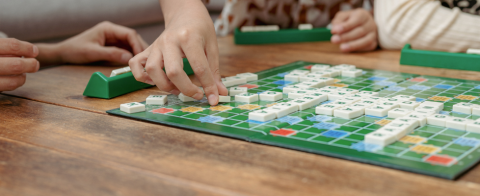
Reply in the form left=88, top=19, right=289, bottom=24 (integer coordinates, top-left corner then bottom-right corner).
left=2, top=35, right=480, bottom=196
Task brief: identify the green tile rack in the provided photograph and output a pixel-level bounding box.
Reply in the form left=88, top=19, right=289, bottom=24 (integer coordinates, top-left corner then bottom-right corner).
left=400, top=44, right=480, bottom=71
left=234, top=27, right=332, bottom=45
left=83, top=58, right=194, bottom=99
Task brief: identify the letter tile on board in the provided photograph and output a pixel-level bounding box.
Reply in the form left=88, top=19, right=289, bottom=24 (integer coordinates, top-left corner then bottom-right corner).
left=236, top=73, right=258, bottom=81
left=388, top=108, right=413, bottom=118
left=219, top=96, right=231, bottom=103
left=393, top=95, right=416, bottom=101
left=225, top=76, right=247, bottom=86
left=334, top=107, right=363, bottom=119
left=306, top=93, right=328, bottom=103
left=473, top=106, right=480, bottom=116
left=288, top=90, right=311, bottom=99
left=235, top=93, right=259, bottom=103
left=415, top=105, right=441, bottom=113
left=146, top=95, right=167, bottom=105
left=376, top=127, right=405, bottom=139
left=248, top=110, right=276, bottom=122
left=316, top=104, right=344, bottom=115
left=446, top=118, right=473, bottom=131
left=260, top=91, right=283, bottom=101
left=283, top=85, right=305, bottom=94
left=222, top=78, right=236, bottom=87
left=365, top=105, right=391, bottom=117
left=285, top=73, right=306, bottom=82
left=421, top=101, right=444, bottom=110
left=402, top=112, right=429, bottom=126
left=120, top=102, right=146, bottom=114
left=452, top=103, right=476, bottom=114
left=179, top=93, right=197, bottom=102
left=398, top=101, right=421, bottom=110
left=341, top=69, right=363, bottom=77
left=427, top=114, right=451, bottom=127
left=364, top=131, right=396, bottom=147
left=311, top=64, right=330, bottom=72
left=467, top=121, right=480, bottom=133
left=230, top=87, right=248, bottom=96
left=357, top=91, right=379, bottom=97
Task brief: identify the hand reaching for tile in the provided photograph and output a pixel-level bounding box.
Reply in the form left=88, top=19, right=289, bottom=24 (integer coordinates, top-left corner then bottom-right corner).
left=129, top=0, right=228, bottom=106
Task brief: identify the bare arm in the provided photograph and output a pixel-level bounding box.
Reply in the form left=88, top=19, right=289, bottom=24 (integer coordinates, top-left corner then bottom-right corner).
left=129, top=0, right=227, bottom=106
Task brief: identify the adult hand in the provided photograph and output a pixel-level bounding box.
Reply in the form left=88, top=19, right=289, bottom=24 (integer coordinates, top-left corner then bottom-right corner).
left=40, top=21, right=148, bottom=65
left=330, top=8, right=378, bottom=52
left=129, top=0, right=228, bottom=106
left=0, top=38, right=39, bottom=91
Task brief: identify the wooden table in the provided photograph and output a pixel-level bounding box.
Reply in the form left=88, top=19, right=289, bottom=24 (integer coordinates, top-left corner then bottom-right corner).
left=2, top=36, right=480, bottom=196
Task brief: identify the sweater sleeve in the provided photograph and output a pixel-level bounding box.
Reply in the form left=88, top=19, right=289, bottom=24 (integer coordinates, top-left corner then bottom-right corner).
left=374, top=0, right=480, bottom=52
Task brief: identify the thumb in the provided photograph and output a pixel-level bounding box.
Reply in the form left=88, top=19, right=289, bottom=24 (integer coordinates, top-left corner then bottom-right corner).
left=90, top=46, right=133, bottom=64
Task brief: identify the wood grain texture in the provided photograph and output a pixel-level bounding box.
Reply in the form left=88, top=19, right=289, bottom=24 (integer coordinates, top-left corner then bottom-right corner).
left=1, top=95, right=480, bottom=196
left=0, top=138, right=233, bottom=196
left=2, top=36, right=480, bottom=195
left=2, top=65, right=167, bottom=113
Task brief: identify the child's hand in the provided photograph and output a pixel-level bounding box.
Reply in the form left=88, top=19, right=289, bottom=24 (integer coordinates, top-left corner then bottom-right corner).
left=129, top=0, right=227, bottom=106
left=330, top=8, right=378, bottom=52
left=0, top=38, right=39, bottom=91
left=37, top=21, right=148, bottom=65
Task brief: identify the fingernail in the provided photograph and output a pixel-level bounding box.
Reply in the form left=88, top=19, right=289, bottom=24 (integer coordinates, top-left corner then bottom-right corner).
left=331, top=35, right=340, bottom=43
left=193, top=92, right=204, bottom=100
left=169, top=89, right=180, bottom=95
left=333, top=26, right=343, bottom=33
left=208, top=94, right=218, bottom=106
left=121, top=53, right=133, bottom=63
left=36, top=61, right=40, bottom=71
left=33, top=45, right=38, bottom=56
left=340, top=44, right=350, bottom=51
left=145, top=79, right=154, bottom=85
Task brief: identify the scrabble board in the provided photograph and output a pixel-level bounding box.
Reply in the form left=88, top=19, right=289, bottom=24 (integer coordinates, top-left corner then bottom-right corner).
left=107, top=61, right=480, bottom=179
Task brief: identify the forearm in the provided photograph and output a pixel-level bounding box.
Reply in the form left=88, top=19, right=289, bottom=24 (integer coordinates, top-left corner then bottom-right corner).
left=375, top=0, right=480, bottom=52
left=35, top=43, right=63, bottom=66
left=158, top=0, right=209, bottom=27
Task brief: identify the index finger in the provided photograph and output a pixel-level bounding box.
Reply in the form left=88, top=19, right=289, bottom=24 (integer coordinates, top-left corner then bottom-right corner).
left=0, top=38, right=38, bottom=58
left=183, top=41, right=219, bottom=106
left=330, top=11, right=350, bottom=34
left=332, top=10, right=368, bottom=34
left=163, top=44, right=204, bottom=100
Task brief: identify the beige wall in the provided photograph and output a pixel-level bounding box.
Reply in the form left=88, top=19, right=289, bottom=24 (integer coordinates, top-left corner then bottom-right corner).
left=0, top=0, right=224, bottom=42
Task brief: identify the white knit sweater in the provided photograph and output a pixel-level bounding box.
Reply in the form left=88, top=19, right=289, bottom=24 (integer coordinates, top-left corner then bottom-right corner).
left=375, top=0, right=480, bottom=52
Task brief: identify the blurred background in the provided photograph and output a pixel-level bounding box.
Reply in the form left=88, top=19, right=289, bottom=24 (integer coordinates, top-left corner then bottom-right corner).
left=0, top=0, right=225, bottom=44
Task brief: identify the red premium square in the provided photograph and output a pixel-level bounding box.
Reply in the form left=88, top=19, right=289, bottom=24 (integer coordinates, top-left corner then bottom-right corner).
left=410, top=77, right=428, bottom=82
left=151, top=108, right=175, bottom=114
left=270, top=129, right=297, bottom=137
left=425, top=155, right=456, bottom=166
left=239, top=84, right=259, bottom=89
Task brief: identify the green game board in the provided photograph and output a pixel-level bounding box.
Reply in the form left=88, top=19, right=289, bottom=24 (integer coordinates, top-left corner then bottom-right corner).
left=107, top=61, right=480, bottom=180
